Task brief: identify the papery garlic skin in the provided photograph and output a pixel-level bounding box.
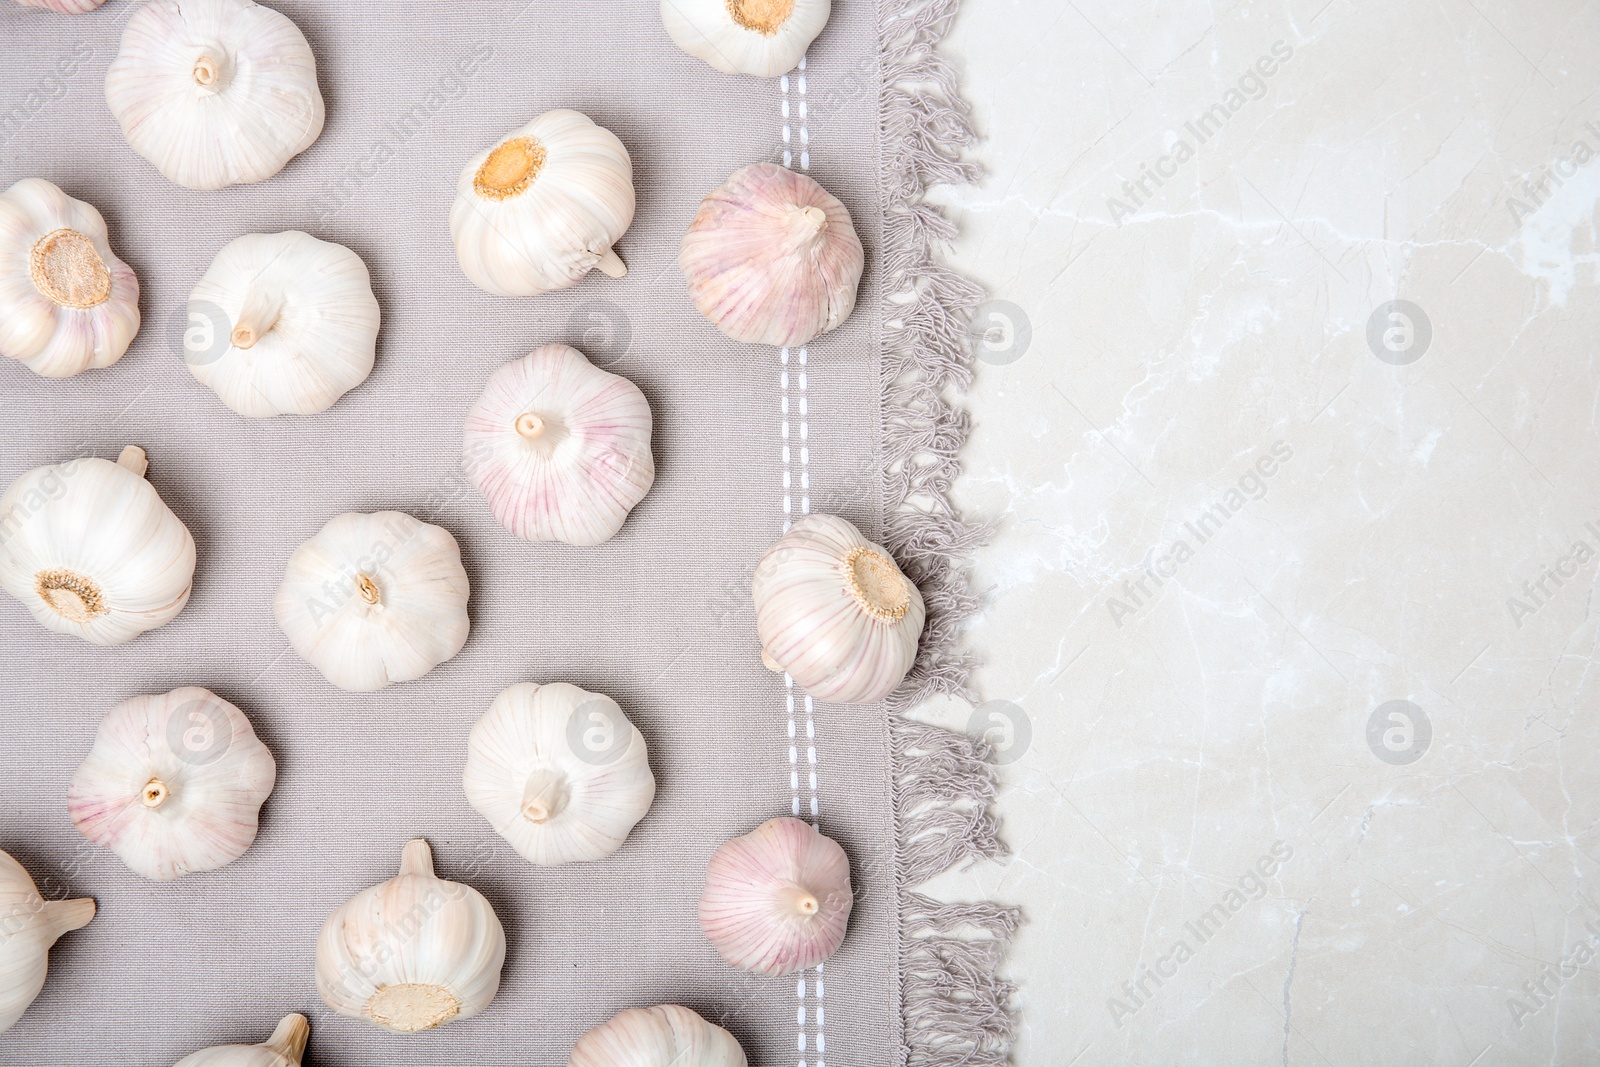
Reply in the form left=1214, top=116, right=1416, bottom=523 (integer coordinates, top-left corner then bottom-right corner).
left=186, top=231, right=380, bottom=417
left=0, top=849, right=94, bottom=1036
left=173, top=1013, right=310, bottom=1067
left=680, top=163, right=863, bottom=348
left=753, top=514, right=924, bottom=704
left=106, top=0, right=325, bottom=190
left=451, top=110, right=635, bottom=296
left=699, top=816, right=852, bottom=977
left=661, top=0, right=830, bottom=78
left=316, top=839, right=506, bottom=1034
left=0, top=446, right=196, bottom=646
left=464, top=682, right=656, bottom=866
left=569, top=1005, right=747, bottom=1067
left=13, top=0, right=108, bottom=10
left=273, top=512, right=470, bottom=692
left=68, top=687, right=276, bottom=881
left=0, top=179, right=140, bottom=378
left=463, top=344, right=655, bottom=545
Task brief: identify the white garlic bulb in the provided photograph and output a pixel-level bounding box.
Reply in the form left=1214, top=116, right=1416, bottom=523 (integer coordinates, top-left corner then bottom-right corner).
left=0, top=849, right=94, bottom=1036
left=451, top=110, right=635, bottom=296
left=661, top=0, right=830, bottom=78
left=273, top=512, right=470, bottom=692
left=105, top=0, right=326, bottom=191
left=0, top=178, right=140, bottom=378
left=185, top=231, right=380, bottom=417
left=699, top=816, right=852, bottom=976
left=315, top=839, right=506, bottom=1034
left=0, top=446, right=196, bottom=646
left=463, top=682, right=656, bottom=866
left=68, top=687, right=276, bottom=881
left=569, top=1005, right=746, bottom=1067
left=680, top=163, right=863, bottom=348
left=753, top=515, right=924, bottom=704
left=172, top=1014, right=310, bottom=1067
left=13, top=0, right=108, bottom=11
left=463, top=344, right=655, bottom=545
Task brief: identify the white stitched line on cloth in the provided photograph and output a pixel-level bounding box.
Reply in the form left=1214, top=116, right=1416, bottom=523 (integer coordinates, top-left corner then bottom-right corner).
left=780, top=53, right=823, bottom=1067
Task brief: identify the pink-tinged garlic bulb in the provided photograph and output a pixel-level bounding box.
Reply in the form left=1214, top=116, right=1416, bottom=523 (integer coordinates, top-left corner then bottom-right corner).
left=68, top=687, right=276, bottom=881
left=753, top=514, right=925, bottom=704
left=569, top=1005, right=747, bottom=1067
left=679, top=163, right=863, bottom=348
left=12, top=0, right=107, bottom=14
left=315, top=839, right=506, bottom=1034
left=699, top=816, right=852, bottom=976
left=0, top=178, right=140, bottom=378
left=463, top=344, right=655, bottom=546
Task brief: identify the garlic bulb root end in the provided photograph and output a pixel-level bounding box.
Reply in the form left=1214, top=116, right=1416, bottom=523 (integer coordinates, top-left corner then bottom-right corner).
left=594, top=247, right=627, bottom=278
left=29, top=228, right=111, bottom=310
left=367, top=983, right=461, bottom=1033
left=34, top=568, right=107, bottom=622
left=728, top=0, right=796, bottom=34
left=843, top=546, right=911, bottom=622
left=474, top=136, right=546, bottom=200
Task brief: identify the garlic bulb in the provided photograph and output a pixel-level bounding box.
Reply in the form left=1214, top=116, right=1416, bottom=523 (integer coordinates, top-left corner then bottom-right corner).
left=661, top=0, right=831, bottom=78
left=185, top=231, right=380, bottom=417
left=753, top=515, right=924, bottom=704
left=463, top=344, right=655, bottom=545
left=0, top=446, right=196, bottom=645
left=680, top=163, right=863, bottom=348
left=273, top=512, right=470, bottom=692
left=569, top=1005, right=747, bottom=1067
left=450, top=110, right=635, bottom=296
left=0, top=178, right=140, bottom=378
left=13, top=0, right=108, bottom=10
left=463, top=682, right=656, bottom=866
left=105, top=0, right=325, bottom=191
left=315, top=839, right=506, bottom=1034
left=172, top=1014, right=310, bottom=1067
left=0, top=849, right=94, bottom=1036
left=699, top=816, right=852, bottom=976
left=68, top=687, right=276, bottom=881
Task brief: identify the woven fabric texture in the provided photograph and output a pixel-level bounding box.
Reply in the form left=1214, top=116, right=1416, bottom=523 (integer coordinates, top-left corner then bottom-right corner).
left=0, top=3, right=902, bottom=1064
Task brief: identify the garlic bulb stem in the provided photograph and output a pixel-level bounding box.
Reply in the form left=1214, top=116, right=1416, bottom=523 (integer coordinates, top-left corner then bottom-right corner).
left=44, top=897, right=96, bottom=939
left=140, top=778, right=169, bottom=809
left=595, top=247, right=627, bottom=278
left=264, top=1014, right=311, bottom=1060
left=398, top=837, right=434, bottom=877
left=115, top=445, right=148, bottom=477
left=192, top=54, right=220, bottom=90
left=799, top=205, right=826, bottom=231
left=355, top=572, right=381, bottom=605
left=790, top=889, right=820, bottom=915
left=230, top=324, right=258, bottom=349
left=515, top=412, right=546, bottom=439
left=520, top=768, right=567, bottom=825
left=761, top=649, right=784, bottom=673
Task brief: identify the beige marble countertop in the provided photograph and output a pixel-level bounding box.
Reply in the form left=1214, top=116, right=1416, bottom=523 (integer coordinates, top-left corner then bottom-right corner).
left=923, top=1, right=1600, bottom=1063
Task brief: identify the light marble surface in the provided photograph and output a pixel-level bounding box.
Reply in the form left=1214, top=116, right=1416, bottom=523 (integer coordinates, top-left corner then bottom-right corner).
left=924, top=1, right=1600, bottom=1063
